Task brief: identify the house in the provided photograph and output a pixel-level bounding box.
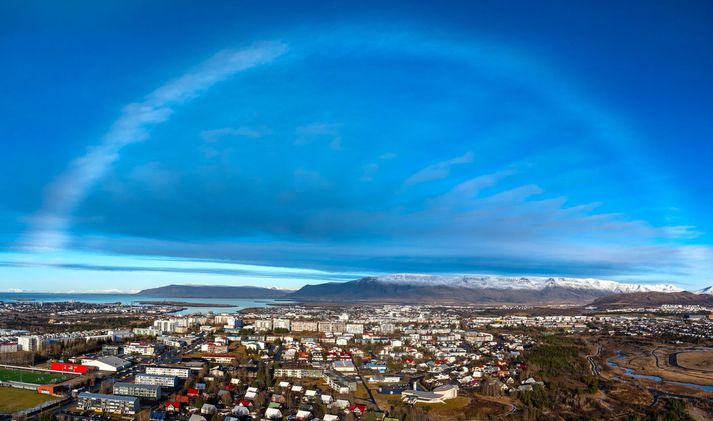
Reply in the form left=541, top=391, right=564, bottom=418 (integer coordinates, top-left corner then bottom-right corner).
left=232, top=405, right=250, bottom=417
left=264, top=407, right=282, bottom=419
left=165, top=401, right=181, bottom=412
left=201, top=404, right=218, bottom=415
left=346, top=404, right=367, bottom=416
left=296, top=409, right=312, bottom=420
left=188, top=415, right=207, bottom=421
left=334, top=399, right=350, bottom=410
left=187, top=388, right=200, bottom=397
left=323, top=415, right=340, bottom=421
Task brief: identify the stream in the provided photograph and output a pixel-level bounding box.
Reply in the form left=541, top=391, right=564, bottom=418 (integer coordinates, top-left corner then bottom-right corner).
left=607, top=352, right=713, bottom=392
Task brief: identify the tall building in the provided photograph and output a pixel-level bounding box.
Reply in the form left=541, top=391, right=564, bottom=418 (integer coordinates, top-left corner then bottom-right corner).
left=153, top=320, right=177, bottom=333
left=291, top=321, right=319, bottom=332
left=254, top=319, right=273, bottom=331
left=272, top=318, right=291, bottom=331
left=18, top=335, right=40, bottom=352
left=380, top=323, right=396, bottom=334
left=345, top=323, right=364, bottom=334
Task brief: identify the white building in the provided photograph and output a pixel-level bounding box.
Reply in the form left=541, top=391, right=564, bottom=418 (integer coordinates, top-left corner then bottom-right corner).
left=345, top=324, right=364, bottom=335
left=255, top=319, right=273, bottom=332
left=18, top=335, right=41, bottom=352
left=272, top=318, right=291, bottom=331
left=146, top=365, right=191, bottom=379
left=154, top=320, right=177, bottom=333
left=81, top=356, right=131, bottom=372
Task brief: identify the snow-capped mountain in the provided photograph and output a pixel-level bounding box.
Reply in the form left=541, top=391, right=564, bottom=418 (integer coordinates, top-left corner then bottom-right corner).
left=289, top=273, right=683, bottom=305
left=374, top=273, right=681, bottom=293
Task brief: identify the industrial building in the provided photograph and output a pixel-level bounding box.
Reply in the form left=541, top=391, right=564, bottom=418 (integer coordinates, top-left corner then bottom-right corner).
left=81, top=356, right=131, bottom=372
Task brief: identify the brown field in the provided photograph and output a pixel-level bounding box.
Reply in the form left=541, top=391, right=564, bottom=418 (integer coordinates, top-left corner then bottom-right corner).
left=676, top=351, right=713, bottom=372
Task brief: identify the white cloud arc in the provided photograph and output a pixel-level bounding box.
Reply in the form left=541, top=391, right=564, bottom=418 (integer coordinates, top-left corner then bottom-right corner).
left=22, top=41, right=288, bottom=251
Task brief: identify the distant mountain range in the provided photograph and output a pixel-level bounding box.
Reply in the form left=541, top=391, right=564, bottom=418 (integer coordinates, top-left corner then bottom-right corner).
left=289, top=274, right=683, bottom=305
left=138, top=274, right=713, bottom=306
left=138, top=284, right=289, bottom=299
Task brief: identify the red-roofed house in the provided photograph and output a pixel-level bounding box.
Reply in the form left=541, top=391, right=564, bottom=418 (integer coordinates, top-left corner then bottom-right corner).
left=346, top=404, right=367, bottom=416
left=165, top=402, right=181, bottom=412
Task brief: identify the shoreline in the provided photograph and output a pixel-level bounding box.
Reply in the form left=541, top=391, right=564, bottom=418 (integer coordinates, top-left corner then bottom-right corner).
left=137, top=300, right=237, bottom=308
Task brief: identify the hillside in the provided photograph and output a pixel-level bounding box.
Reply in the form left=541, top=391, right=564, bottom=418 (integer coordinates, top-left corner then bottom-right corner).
left=138, top=284, right=289, bottom=299
left=590, top=291, right=713, bottom=309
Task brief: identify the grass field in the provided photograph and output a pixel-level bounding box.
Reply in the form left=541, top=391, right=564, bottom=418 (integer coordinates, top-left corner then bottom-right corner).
left=0, top=387, right=57, bottom=413
left=0, top=368, right=69, bottom=384
left=676, top=351, right=713, bottom=371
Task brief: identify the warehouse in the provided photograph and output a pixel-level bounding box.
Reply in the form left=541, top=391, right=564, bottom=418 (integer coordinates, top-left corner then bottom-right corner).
left=81, top=356, right=131, bottom=372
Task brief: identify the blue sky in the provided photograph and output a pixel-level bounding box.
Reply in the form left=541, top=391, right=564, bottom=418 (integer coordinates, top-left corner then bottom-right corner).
left=1, top=1, right=713, bottom=292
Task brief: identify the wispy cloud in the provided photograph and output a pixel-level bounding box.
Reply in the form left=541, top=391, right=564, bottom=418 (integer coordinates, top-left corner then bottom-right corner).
left=21, top=42, right=287, bottom=251
left=295, top=123, right=342, bottom=150
left=404, top=152, right=474, bottom=187
left=201, top=126, right=272, bottom=142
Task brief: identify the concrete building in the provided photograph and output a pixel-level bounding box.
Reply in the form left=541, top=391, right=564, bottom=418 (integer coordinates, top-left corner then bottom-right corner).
left=272, top=318, right=291, bottom=331
left=291, top=321, right=319, bottom=332
left=77, top=392, right=139, bottom=415
left=345, top=324, right=364, bottom=334
left=114, top=382, right=161, bottom=400
left=274, top=367, right=324, bottom=379
left=18, top=335, right=41, bottom=352
left=154, top=320, right=177, bottom=333
left=0, top=342, right=19, bottom=353
left=146, top=365, right=191, bottom=379
left=135, top=373, right=179, bottom=388
left=124, top=342, right=161, bottom=356
left=254, top=319, right=273, bottom=332
left=380, top=323, right=396, bottom=334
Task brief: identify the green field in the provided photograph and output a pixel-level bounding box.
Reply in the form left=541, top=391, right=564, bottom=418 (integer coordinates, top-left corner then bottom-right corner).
left=0, top=368, right=69, bottom=385
left=0, top=387, right=57, bottom=413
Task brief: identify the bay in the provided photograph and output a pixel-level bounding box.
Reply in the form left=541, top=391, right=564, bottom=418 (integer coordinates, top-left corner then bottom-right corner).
left=0, top=292, right=285, bottom=315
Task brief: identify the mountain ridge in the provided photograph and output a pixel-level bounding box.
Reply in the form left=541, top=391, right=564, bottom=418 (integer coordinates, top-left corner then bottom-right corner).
left=138, top=284, right=290, bottom=299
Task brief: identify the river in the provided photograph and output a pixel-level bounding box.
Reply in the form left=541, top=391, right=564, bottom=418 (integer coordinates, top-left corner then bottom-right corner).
left=607, top=351, right=713, bottom=392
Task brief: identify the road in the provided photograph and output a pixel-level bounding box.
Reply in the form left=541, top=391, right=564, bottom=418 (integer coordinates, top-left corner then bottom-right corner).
left=586, top=345, right=602, bottom=376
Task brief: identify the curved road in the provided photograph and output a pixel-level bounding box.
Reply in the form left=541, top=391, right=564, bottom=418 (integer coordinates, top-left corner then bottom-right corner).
left=586, top=345, right=602, bottom=376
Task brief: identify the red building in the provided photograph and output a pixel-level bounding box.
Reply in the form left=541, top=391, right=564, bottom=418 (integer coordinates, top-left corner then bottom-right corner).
left=49, top=361, right=94, bottom=374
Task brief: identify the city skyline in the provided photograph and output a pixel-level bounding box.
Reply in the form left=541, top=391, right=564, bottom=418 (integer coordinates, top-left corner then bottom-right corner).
left=2, top=1, right=713, bottom=291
